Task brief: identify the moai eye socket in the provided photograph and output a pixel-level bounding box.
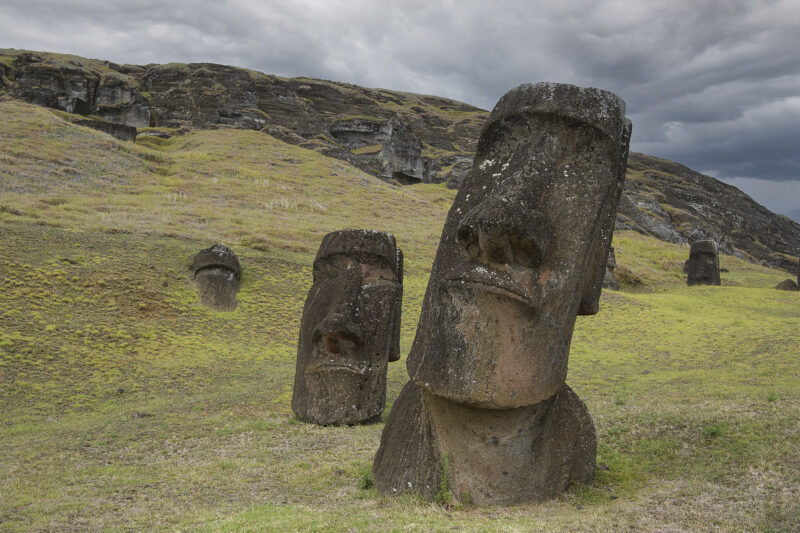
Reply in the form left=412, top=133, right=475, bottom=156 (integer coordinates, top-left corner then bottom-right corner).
left=314, top=254, right=358, bottom=280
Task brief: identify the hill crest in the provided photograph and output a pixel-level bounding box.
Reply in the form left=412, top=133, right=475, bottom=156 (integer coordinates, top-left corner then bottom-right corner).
left=1, top=48, right=798, bottom=272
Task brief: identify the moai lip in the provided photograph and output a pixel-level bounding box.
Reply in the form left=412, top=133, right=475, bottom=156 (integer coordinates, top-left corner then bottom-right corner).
left=373, top=82, right=632, bottom=505
left=292, top=229, right=403, bottom=426
left=685, top=239, right=721, bottom=286
left=191, top=244, right=241, bottom=311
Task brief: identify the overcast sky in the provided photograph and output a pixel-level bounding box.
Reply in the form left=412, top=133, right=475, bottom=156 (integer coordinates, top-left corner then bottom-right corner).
left=2, top=0, right=799, bottom=214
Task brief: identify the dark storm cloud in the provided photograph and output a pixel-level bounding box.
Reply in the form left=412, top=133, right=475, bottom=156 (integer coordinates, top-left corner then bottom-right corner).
left=1, top=0, right=798, bottom=210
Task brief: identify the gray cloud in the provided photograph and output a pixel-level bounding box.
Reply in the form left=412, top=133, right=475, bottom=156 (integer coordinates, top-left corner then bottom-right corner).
left=1, top=0, right=798, bottom=211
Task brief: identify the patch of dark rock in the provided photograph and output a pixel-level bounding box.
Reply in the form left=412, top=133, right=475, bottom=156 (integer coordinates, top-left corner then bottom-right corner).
left=775, top=279, right=799, bottom=291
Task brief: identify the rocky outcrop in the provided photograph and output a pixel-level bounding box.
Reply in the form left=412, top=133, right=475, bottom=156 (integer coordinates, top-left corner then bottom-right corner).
left=1, top=50, right=485, bottom=184
left=7, top=52, right=150, bottom=128
left=617, top=153, right=800, bottom=272
left=73, top=118, right=137, bottom=142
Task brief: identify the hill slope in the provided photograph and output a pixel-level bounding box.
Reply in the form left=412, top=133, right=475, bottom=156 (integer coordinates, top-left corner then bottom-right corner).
left=2, top=49, right=798, bottom=273
left=1, top=96, right=798, bottom=531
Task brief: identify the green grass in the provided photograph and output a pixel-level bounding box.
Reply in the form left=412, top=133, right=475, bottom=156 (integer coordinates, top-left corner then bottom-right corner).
left=1, top=99, right=798, bottom=531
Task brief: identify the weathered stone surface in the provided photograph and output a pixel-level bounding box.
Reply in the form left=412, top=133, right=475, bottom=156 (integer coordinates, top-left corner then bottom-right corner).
left=191, top=244, right=241, bottom=311
left=775, top=279, right=799, bottom=291
left=292, top=229, right=403, bottom=426
left=603, top=246, right=619, bottom=290
left=373, top=82, right=631, bottom=504
left=685, top=239, right=721, bottom=286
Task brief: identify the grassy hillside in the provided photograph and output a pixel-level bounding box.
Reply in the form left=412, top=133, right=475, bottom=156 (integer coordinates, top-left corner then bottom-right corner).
left=1, top=99, right=798, bottom=531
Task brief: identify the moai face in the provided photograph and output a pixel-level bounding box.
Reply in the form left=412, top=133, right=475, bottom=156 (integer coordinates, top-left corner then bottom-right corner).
left=292, top=229, right=403, bottom=425
left=192, top=244, right=241, bottom=311
left=407, top=83, right=631, bottom=409
left=686, top=239, right=720, bottom=286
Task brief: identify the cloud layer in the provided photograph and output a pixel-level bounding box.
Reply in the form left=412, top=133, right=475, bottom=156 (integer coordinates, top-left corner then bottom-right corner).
left=2, top=0, right=798, bottom=210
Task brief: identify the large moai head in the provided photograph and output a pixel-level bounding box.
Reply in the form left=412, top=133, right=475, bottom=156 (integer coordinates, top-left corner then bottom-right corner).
left=292, top=229, right=403, bottom=425
left=686, top=239, right=721, bottom=286
left=191, top=244, right=241, bottom=311
left=406, top=82, right=632, bottom=409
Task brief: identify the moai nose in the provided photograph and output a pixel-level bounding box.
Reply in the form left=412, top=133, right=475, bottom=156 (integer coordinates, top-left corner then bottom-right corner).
left=456, top=197, right=551, bottom=269
left=314, top=313, right=362, bottom=356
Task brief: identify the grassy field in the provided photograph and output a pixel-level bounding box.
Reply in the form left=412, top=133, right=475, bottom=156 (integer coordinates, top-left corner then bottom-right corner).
left=1, top=99, right=798, bottom=531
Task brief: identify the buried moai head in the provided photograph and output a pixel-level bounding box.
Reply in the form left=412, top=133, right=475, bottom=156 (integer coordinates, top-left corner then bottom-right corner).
left=292, top=229, right=403, bottom=425
left=191, top=244, right=241, bottom=311
left=406, top=82, right=632, bottom=408
left=603, top=246, right=619, bottom=290
left=685, top=239, right=720, bottom=286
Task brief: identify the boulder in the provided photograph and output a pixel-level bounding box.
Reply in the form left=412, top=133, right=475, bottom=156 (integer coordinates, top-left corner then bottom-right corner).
left=775, top=279, right=798, bottom=291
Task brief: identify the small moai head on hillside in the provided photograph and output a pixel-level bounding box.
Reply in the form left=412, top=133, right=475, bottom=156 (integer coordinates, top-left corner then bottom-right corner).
left=292, top=229, right=403, bottom=425
left=191, top=244, right=241, bottom=311
left=406, top=82, right=632, bottom=409
left=602, top=246, right=619, bottom=290
left=685, top=239, right=720, bottom=286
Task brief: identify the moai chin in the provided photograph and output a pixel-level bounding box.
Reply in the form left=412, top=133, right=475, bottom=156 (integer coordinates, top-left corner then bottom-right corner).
left=292, top=229, right=403, bottom=426
left=191, top=244, right=241, bottom=311
left=373, top=82, right=632, bottom=505
left=685, top=239, right=721, bottom=286
left=603, top=246, right=619, bottom=290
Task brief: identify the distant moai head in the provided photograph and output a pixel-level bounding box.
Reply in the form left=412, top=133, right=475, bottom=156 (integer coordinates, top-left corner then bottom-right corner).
left=406, top=82, right=632, bottom=409
left=191, top=244, right=241, bottom=311
left=602, top=246, right=619, bottom=290
left=686, top=239, right=721, bottom=286
left=292, top=229, right=403, bottom=425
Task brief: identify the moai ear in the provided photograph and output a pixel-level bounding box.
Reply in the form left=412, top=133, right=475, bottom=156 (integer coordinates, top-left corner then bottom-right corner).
left=578, top=119, right=631, bottom=315
left=577, top=225, right=613, bottom=315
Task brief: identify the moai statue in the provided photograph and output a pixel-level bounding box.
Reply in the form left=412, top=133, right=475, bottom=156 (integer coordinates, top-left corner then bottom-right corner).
left=191, top=244, right=241, bottom=311
left=602, top=246, right=619, bottom=290
left=373, top=83, right=631, bottom=504
left=292, top=229, right=403, bottom=425
left=685, top=240, right=721, bottom=286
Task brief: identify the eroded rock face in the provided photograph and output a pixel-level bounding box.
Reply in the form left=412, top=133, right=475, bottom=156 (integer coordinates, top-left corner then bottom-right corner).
left=603, top=246, right=619, bottom=290
left=9, top=53, right=150, bottom=128
left=292, top=230, right=403, bottom=425
left=685, top=239, right=721, bottom=286
left=191, top=244, right=241, bottom=311
left=373, top=82, right=631, bottom=504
